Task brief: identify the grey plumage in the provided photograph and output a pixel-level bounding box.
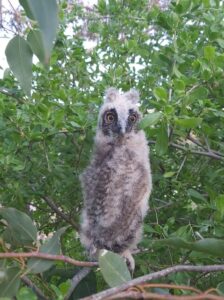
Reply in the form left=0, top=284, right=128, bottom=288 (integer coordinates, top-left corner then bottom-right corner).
left=80, top=88, right=152, bottom=270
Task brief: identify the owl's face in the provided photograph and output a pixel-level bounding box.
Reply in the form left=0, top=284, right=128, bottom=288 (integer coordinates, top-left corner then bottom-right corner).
left=98, top=88, right=141, bottom=138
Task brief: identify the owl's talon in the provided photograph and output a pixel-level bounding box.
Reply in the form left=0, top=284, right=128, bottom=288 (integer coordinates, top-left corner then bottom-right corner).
left=122, top=250, right=135, bottom=276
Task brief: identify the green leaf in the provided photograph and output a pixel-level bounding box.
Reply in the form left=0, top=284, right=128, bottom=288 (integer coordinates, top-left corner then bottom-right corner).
left=175, top=0, right=192, bottom=14
left=19, top=0, right=35, bottom=19
left=26, top=0, right=58, bottom=64
left=0, top=268, right=7, bottom=283
left=0, top=207, right=37, bottom=246
left=69, top=121, right=81, bottom=128
left=174, top=79, right=185, bottom=91
left=163, top=171, right=175, bottom=178
left=151, top=237, right=224, bottom=257
left=98, top=250, right=131, bottom=287
left=175, top=117, right=202, bottom=128
left=215, top=195, right=224, bottom=218
left=139, top=112, right=162, bottom=129
left=27, top=30, right=45, bottom=65
left=172, top=64, right=183, bottom=78
left=27, top=227, right=68, bottom=274
left=204, top=45, right=215, bottom=60
left=187, top=189, right=207, bottom=202
left=98, top=0, right=107, bottom=14
left=153, top=87, right=168, bottom=101
left=216, top=39, right=224, bottom=48
left=156, top=122, right=168, bottom=155
left=72, top=271, right=97, bottom=299
left=0, top=267, right=21, bottom=298
left=189, top=87, right=208, bottom=100
left=17, top=287, right=37, bottom=300
left=5, top=36, right=33, bottom=96
left=193, top=239, right=224, bottom=257
left=217, top=282, right=224, bottom=295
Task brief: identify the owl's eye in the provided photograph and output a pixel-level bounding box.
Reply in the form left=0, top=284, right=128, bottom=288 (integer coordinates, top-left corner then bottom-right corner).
left=129, top=113, right=137, bottom=123
left=105, top=112, right=115, bottom=123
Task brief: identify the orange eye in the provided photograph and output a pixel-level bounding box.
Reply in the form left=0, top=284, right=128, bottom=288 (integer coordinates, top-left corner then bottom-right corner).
left=106, top=112, right=115, bottom=123
left=129, top=113, right=137, bottom=123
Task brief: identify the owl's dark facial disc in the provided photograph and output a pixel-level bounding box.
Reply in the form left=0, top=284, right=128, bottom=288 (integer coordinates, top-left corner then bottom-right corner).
left=126, top=109, right=139, bottom=133
left=101, top=108, right=139, bottom=136
left=102, top=109, right=121, bottom=136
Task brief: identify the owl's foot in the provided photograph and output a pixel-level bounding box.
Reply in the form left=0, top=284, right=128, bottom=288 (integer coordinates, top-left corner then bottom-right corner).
left=122, top=250, right=135, bottom=276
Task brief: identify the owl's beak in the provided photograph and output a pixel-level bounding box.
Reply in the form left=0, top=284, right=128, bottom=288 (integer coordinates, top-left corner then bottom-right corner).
left=120, top=127, right=126, bottom=135
left=120, top=120, right=126, bottom=135
left=113, top=121, right=126, bottom=137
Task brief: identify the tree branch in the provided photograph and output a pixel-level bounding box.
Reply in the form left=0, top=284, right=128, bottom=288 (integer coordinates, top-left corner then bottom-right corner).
left=0, top=252, right=98, bottom=267
left=0, top=87, right=23, bottom=102
left=175, top=155, right=187, bottom=179
left=42, top=196, right=79, bottom=231
left=107, top=290, right=224, bottom=299
left=21, top=275, right=49, bottom=300
left=188, top=134, right=224, bottom=158
left=148, top=140, right=224, bottom=161
left=64, top=267, right=91, bottom=300
left=82, top=264, right=224, bottom=300
left=171, top=142, right=223, bottom=160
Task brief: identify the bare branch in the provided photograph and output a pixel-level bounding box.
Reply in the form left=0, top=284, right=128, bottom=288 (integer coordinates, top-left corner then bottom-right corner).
left=64, top=267, right=91, bottom=300
left=21, top=275, right=49, bottom=300
left=108, top=290, right=224, bottom=299
left=171, top=142, right=224, bottom=160
left=187, top=134, right=224, bottom=158
left=42, top=196, right=79, bottom=231
left=187, top=134, right=205, bottom=149
left=175, top=155, right=187, bottom=179
left=148, top=140, right=224, bottom=161
left=82, top=264, right=224, bottom=300
left=186, top=84, right=201, bottom=95
left=0, top=252, right=98, bottom=267
left=0, top=87, right=24, bottom=102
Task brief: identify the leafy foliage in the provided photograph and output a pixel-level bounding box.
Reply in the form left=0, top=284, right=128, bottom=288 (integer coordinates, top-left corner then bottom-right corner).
left=0, top=0, right=224, bottom=298
left=98, top=250, right=131, bottom=287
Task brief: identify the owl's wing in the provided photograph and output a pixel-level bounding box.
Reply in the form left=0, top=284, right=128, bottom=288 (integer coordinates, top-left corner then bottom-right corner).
left=120, top=162, right=149, bottom=219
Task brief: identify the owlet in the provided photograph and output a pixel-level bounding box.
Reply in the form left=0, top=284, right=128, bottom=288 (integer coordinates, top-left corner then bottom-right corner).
left=80, top=88, right=152, bottom=270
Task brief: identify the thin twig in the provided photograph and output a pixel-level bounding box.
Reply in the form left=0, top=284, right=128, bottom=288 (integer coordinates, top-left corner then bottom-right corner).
left=175, top=155, right=187, bottom=179
left=167, top=88, right=172, bottom=138
left=107, top=290, right=224, bottom=299
left=0, top=252, right=98, bottom=267
left=204, top=136, right=211, bottom=152
left=82, top=264, right=224, bottom=300
left=171, top=142, right=223, bottom=160
left=187, top=134, right=224, bottom=157
left=64, top=267, right=91, bottom=300
left=187, top=134, right=206, bottom=150
left=139, top=282, right=201, bottom=293
left=7, top=0, right=16, bottom=13
left=42, top=196, right=79, bottom=231
left=21, top=275, right=49, bottom=300
left=0, top=87, right=23, bottom=102
left=148, top=140, right=224, bottom=160
left=151, top=202, right=173, bottom=211
left=186, top=84, right=200, bottom=95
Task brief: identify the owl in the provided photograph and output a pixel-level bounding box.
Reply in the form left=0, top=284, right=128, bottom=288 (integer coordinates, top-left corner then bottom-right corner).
left=80, top=88, right=152, bottom=271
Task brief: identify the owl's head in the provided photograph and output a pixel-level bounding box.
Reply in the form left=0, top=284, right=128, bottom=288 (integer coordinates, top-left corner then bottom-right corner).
left=98, top=88, right=141, bottom=138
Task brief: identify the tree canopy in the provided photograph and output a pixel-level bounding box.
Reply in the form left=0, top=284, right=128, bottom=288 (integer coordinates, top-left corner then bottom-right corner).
left=0, top=0, right=224, bottom=299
